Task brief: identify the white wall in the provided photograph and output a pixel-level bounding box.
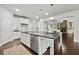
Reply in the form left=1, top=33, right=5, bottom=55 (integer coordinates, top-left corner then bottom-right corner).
left=0, top=14, right=2, bottom=43
left=74, top=14, right=79, bottom=42
left=0, top=5, right=14, bottom=46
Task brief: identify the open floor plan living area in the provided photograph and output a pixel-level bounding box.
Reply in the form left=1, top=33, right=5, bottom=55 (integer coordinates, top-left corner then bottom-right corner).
left=0, top=4, right=79, bottom=55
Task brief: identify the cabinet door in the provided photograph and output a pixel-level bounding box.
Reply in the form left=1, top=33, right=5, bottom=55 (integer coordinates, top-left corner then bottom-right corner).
left=13, top=17, right=21, bottom=39
left=40, top=37, right=51, bottom=54
left=21, top=33, right=30, bottom=47
left=41, top=37, right=48, bottom=54
left=30, top=35, right=38, bottom=53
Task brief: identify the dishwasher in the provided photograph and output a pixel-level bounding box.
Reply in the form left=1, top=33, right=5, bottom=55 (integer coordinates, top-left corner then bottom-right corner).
left=30, top=35, right=38, bottom=53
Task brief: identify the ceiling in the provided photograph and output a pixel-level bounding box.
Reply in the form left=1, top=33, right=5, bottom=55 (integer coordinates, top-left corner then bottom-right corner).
left=2, top=4, right=79, bottom=20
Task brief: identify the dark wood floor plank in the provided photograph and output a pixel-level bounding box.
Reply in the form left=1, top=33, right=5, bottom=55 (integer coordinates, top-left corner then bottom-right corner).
left=54, top=33, right=79, bottom=55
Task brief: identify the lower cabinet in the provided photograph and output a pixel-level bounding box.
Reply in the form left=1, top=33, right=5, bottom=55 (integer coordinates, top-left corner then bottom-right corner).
left=41, top=37, right=49, bottom=54
left=21, top=33, right=53, bottom=55
left=38, top=37, right=51, bottom=54
left=30, top=35, right=50, bottom=54
left=21, top=33, right=30, bottom=47
left=30, top=35, right=38, bottom=53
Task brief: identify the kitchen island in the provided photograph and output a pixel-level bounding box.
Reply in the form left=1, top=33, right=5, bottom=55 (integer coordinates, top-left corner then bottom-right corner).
left=21, top=31, right=59, bottom=55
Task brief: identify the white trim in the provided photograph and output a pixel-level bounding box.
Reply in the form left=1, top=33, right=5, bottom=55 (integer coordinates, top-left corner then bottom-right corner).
left=74, top=39, right=79, bottom=43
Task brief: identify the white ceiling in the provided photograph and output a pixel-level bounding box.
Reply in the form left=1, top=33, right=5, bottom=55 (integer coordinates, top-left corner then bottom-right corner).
left=53, top=4, right=79, bottom=16
left=2, top=4, right=79, bottom=20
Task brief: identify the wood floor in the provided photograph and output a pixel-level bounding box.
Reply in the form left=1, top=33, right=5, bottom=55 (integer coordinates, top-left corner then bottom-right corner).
left=0, top=39, right=33, bottom=55
left=54, top=33, right=79, bottom=55
left=0, top=33, right=79, bottom=55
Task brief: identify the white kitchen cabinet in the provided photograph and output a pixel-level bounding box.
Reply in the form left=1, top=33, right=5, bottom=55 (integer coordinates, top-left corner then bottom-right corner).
left=38, top=37, right=53, bottom=55
left=21, top=33, right=30, bottom=47
left=21, top=24, right=28, bottom=32
left=40, top=37, right=48, bottom=54
left=21, top=18, right=31, bottom=47
left=21, top=18, right=29, bottom=24
left=13, top=17, right=21, bottom=39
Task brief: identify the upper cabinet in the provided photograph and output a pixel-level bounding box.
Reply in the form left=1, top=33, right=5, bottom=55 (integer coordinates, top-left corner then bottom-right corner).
left=20, top=18, right=31, bottom=31
left=13, top=17, right=21, bottom=31
left=13, top=17, right=31, bottom=39
left=13, top=17, right=21, bottom=39
left=21, top=18, right=29, bottom=24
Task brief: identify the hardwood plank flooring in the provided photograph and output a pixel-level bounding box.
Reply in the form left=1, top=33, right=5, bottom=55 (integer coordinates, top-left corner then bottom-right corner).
left=54, top=33, right=79, bottom=55
left=0, top=38, right=33, bottom=55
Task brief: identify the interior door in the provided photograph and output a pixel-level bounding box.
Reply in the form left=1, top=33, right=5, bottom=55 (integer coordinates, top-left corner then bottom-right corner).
left=60, top=20, right=68, bottom=33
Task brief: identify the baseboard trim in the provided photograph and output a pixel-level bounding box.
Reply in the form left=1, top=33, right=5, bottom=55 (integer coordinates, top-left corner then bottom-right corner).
left=74, top=40, right=79, bottom=43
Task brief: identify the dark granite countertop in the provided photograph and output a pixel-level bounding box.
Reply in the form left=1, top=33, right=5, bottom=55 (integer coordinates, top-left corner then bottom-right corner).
left=21, top=31, right=59, bottom=39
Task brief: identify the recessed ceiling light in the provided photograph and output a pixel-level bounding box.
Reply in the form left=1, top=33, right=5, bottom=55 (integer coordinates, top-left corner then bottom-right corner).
left=15, top=8, right=20, bottom=12
left=35, top=16, right=38, bottom=19
left=33, top=20, right=36, bottom=23
left=50, top=16, right=53, bottom=20
left=60, top=20, right=63, bottom=22
left=40, top=19, right=42, bottom=21
left=45, top=12, right=48, bottom=16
